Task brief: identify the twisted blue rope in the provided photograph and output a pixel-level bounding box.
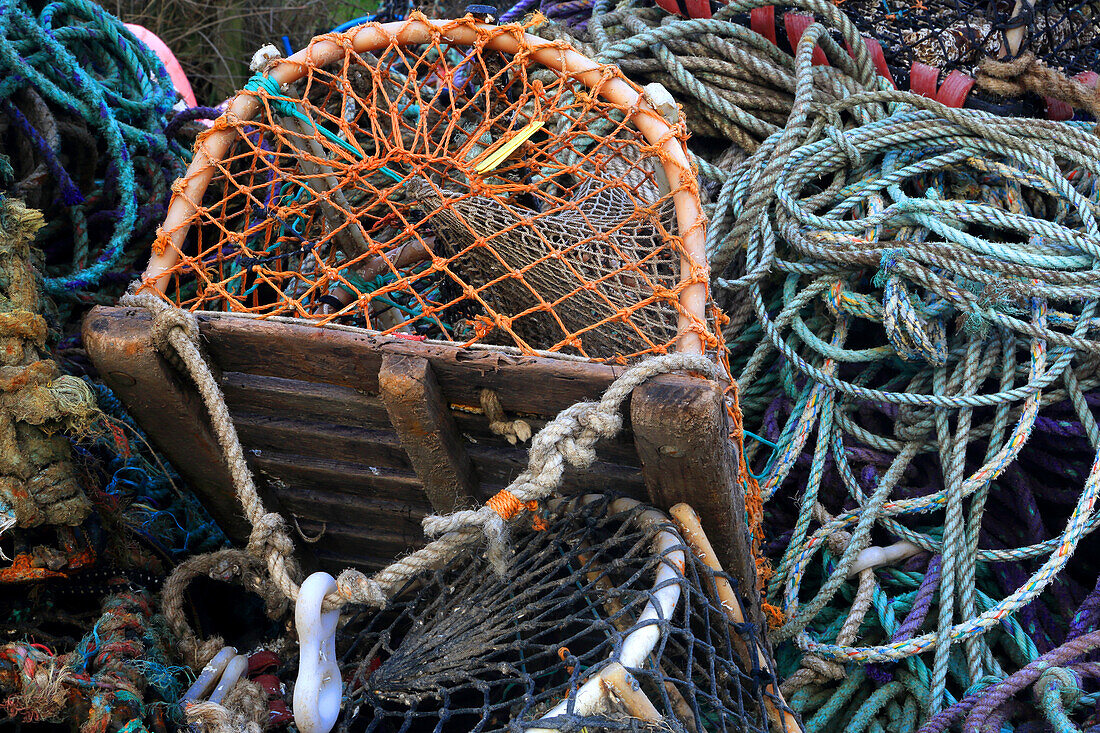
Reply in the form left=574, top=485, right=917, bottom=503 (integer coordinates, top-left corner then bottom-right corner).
left=0, top=0, right=186, bottom=296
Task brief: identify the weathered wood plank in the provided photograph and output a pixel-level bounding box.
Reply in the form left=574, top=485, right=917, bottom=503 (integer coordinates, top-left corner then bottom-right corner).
left=194, top=312, right=640, bottom=416
left=221, top=372, right=388, bottom=429
left=233, top=414, right=414, bottom=471
left=221, top=370, right=644, bottom=466
left=248, top=453, right=429, bottom=505
left=290, top=518, right=422, bottom=557
left=379, top=354, right=477, bottom=513
left=312, top=549, right=414, bottom=573
left=273, top=487, right=425, bottom=533
left=247, top=440, right=646, bottom=503
left=82, top=307, right=252, bottom=540
left=630, top=378, right=758, bottom=605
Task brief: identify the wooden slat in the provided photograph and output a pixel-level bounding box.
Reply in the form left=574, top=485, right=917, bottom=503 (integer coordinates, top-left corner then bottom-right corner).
left=221, top=371, right=388, bottom=429
left=312, top=549, right=414, bottom=573
left=82, top=307, right=252, bottom=540
left=248, top=453, right=429, bottom=505
left=221, top=371, right=644, bottom=466
left=290, top=518, right=422, bottom=558
left=194, top=313, right=645, bottom=416
left=379, top=354, right=477, bottom=513
left=233, top=413, right=414, bottom=471
left=630, top=379, right=758, bottom=606
left=264, top=487, right=427, bottom=531
left=248, top=440, right=645, bottom=502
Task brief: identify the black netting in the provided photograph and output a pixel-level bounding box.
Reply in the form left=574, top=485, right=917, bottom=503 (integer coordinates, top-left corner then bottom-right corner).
left=335, top=495, right=786, bottom=733
left=839, top=0, right=1100, bottom=82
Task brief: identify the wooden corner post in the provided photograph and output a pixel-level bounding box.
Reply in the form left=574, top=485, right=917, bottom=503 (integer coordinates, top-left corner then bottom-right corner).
left=630, top=376, right=758, bottom=603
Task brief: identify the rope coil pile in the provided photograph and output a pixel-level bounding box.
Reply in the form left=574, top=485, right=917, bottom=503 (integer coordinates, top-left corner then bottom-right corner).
left=5, top=0, right=1100, bottom=728
left=0, top=0, right=200, bottom=314
left=682, top=10, right=1100, bottom=729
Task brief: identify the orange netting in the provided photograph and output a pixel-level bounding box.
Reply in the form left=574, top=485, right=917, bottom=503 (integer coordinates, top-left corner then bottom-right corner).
left=142, top=14, right=720, bottom=363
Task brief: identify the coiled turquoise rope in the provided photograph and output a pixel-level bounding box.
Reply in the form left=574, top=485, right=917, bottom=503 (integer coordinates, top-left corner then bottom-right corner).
left=0, top=0, right=190, bottom=298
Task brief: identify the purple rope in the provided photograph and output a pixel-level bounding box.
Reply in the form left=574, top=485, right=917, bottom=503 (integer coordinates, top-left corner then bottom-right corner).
left=499, top=0, right=541, bottom=24
left=918, top=630, right=1100, bottom=733
left=1069, top=576, right=1100, bottom=642
left=1, top=98, right=84, bottom=205
left=893, top=555, right=942, bottom=643
left=163, top=106, right=223, bottom=138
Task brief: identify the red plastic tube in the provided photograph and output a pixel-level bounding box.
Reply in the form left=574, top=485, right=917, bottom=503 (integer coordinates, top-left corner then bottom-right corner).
left=751, top=6, right=777, bottom=44
left=784, top=12, right=829, bottom=65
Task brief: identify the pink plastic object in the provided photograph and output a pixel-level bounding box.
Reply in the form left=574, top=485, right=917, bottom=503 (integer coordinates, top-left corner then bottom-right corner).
left=248, top=650, right=281, bottom=676
left=268, top=700, right=293, bottom=725
left=654, top=0, right=712, bottom=18
left=254, top=674, right=285, bottom=698
left=910, top=62, right=940, bottom=99
left=1046, top=97, right=1075, bottom=120
left=935, top=70, right=974, bottom=108
left=751, top=6, right=777, bottom=45
left=783, top=13, right=828, bottom=65
left=124, top=23, right=197, bottom=108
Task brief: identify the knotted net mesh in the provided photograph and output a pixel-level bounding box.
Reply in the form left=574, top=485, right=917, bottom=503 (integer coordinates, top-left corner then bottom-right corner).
left=836, top=0, right=1100, bottom=84
left=335, top=495, right=785, bottom=733
left=145, top=16, right=718, bottom=362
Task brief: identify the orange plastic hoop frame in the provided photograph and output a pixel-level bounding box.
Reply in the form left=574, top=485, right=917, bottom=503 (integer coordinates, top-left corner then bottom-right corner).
left=141, top=15, right=709, bottom=354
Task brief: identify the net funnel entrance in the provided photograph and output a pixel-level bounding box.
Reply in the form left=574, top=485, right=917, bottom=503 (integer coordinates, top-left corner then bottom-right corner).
left=336, top=495, right=781, bottom=733
left=142, top=16, right=715, bottom=362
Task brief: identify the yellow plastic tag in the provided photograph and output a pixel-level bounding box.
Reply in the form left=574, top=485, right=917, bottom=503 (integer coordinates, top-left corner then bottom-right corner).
left=475, top=120, right=545, bottom=174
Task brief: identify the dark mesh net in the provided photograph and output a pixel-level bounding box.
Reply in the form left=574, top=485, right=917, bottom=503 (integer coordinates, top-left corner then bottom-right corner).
left=410, top=177, right=681, bottom=358
left=837, top=0, right=1100, bottom=83
left=335, top=495, right=785, bottom=732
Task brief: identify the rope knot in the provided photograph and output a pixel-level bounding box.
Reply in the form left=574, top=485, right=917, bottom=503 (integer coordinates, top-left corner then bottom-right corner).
left=977, top=52, right=1100, bottom=119
left=577, top=406, right=622, bottom=438
left=246, top=512, right=294, bottom=558
left=335, top=569, right=388, bottom=608
left=486, top=489, right=532, bottom=521
left=872, top=248, right=906, bottom=288
left=479, top=389, right=532, bottom=445
left=150, top=304, right=200, bottom=355
left=1035, top=665, right=1082, bottom=708
left=811, top=103, right=862, bottom=167
left=976, top=52, right=1039, bottom=93
left=119, top=288, right=200, bottom=370
left=484, top=490, right=548, bottom=533
left=557, top=434, right=598, bottom=468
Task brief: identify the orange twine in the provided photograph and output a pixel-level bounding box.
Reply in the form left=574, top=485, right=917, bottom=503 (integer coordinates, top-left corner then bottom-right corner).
left=558, top=646, right=574, bottom=674
left=486, top=489, right=548, bottom=531
left=727, top=380, right=784, bottom=629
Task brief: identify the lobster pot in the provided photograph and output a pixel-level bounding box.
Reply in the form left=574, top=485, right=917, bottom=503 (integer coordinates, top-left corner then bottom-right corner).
left=336, top=495, right=780, bottom=733
left=142, top=14, right=716, bottom=363
left=91, top=16, right=753, bottom=606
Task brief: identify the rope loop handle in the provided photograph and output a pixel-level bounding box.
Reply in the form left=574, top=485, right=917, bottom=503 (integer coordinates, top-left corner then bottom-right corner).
left=121, top=288, right=725, bottom=613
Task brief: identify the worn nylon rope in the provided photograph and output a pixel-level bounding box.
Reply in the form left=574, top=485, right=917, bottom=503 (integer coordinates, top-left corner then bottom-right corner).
left=691, top=11, right=1100, bottom=727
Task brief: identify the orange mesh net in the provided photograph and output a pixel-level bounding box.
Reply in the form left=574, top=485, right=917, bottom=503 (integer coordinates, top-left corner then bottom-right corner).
left=142, top=14, right=719, bottom=363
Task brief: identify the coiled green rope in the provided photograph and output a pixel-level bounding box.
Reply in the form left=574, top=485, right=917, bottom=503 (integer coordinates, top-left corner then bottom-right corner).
left=693, top=10, right=1100, bottom=728
left=0, top=0, right=191, bottom=301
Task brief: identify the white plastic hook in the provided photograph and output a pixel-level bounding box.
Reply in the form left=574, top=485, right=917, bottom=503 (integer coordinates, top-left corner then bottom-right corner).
left=181, top=646, right=237, bottom=703
left=294, top=572, right=342, bottom=733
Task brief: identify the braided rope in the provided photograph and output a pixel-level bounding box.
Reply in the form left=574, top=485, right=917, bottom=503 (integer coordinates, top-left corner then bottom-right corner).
left=653, top=10, right=1100, bottom=726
